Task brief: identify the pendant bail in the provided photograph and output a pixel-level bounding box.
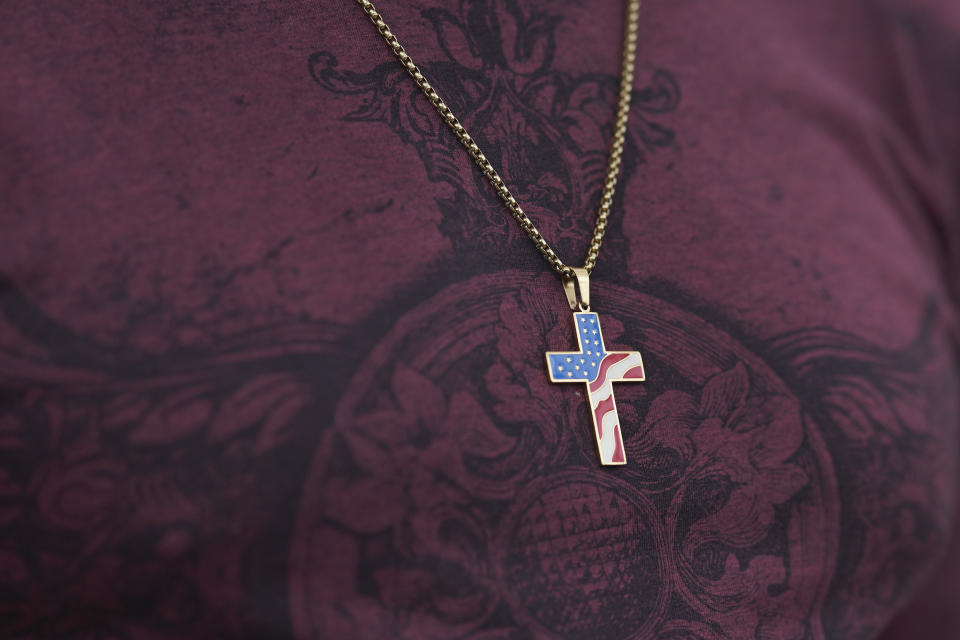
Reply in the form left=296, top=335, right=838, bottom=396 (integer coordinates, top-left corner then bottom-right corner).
left=562, top=267, right=591, bottom=311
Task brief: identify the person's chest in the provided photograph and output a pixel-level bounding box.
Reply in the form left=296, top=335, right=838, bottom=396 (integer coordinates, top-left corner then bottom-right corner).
left=0, top=1, right=956, bottom=638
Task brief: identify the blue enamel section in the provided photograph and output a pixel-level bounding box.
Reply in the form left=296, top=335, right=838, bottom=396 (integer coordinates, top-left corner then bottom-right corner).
left=546, top=312, right=607, bottom=383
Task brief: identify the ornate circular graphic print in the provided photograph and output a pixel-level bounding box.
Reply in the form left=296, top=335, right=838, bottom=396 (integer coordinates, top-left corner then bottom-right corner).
left=290, top=271, right=836, bottom=639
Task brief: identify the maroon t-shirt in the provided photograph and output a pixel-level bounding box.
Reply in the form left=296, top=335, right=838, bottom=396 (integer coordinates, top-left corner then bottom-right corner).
left=1, top=1, right=958, bottom=638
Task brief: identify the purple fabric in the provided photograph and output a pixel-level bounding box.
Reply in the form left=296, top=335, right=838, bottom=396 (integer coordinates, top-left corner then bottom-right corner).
left=1, top=0, right=958, bottom=638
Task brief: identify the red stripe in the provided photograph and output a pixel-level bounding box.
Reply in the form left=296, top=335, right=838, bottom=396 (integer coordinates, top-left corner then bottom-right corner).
left=622, top=365, right=645, bottom=380
left=589, top=353, right=630, bottom=393
left=593, top=394, right=615, bottom=441
left=611, top=424, right=626, bottom=463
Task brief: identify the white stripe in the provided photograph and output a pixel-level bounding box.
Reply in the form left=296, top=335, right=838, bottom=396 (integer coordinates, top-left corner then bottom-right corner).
left=590, top=387, right=612, bottom=410
left=598, top=408, right=620, bottom=463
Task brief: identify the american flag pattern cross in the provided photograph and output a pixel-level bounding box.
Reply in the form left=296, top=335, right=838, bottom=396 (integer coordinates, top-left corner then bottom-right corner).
left=545, top=312, right=646, bottom=465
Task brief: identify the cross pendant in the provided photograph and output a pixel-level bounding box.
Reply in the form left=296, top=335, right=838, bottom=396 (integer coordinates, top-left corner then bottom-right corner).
left=545, top=311, right=645, bottom=465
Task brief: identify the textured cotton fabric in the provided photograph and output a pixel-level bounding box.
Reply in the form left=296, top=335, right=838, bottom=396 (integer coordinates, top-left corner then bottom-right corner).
left=0, top=1, right=958, bottom=638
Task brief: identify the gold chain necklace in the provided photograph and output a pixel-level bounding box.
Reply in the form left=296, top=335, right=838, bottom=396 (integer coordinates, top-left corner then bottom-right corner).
left=356, top=0, right=647, bottom=466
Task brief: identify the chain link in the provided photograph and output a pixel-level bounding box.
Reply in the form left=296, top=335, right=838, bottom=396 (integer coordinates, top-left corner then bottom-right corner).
left=354, top=0, right=641, bottom=278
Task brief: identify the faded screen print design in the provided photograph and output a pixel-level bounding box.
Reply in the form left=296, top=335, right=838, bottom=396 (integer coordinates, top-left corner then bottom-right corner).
left=0, top=1, right=957, bottom=639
